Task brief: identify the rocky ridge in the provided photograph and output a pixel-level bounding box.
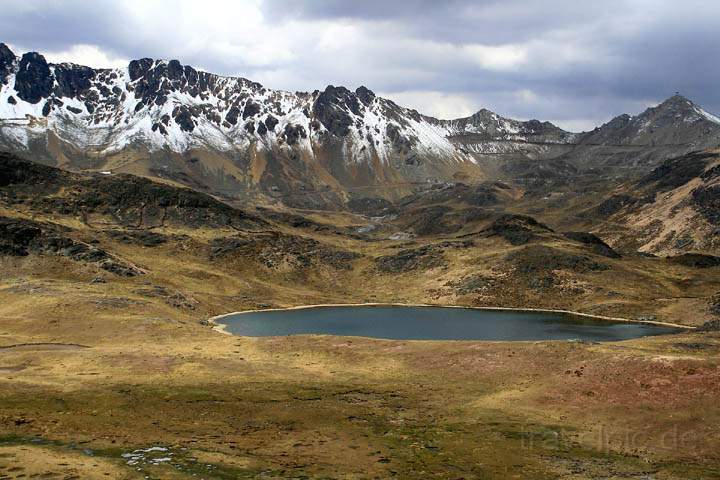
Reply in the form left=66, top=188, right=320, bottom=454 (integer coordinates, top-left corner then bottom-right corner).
left=1, top=43, right=720, bottom=209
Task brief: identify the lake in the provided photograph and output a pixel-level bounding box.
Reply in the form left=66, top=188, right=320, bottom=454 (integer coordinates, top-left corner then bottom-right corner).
left=215, top=305, right=681, bottom=341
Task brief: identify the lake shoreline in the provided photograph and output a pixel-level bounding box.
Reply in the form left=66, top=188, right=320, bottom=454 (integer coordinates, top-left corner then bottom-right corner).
left=208, top=303, right=695, bottom=337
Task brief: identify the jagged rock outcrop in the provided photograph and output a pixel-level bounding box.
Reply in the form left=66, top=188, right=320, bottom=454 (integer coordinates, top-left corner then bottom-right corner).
left=0, top=43, right=16, bottom=85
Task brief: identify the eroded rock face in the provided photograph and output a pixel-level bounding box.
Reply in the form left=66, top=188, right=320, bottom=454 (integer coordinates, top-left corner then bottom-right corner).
left=581, top=95, right=720, bottom=149
left=0, top=43, right=16, bottom=84
left=282, top=124, right=307, bottom=145
left=15, top=52, right=53, bottom=104
left=313, top=85, right=357, bottom=137
left=2, top=46, right=720, bottom=218
left=53, top=63, right=95, bottom=98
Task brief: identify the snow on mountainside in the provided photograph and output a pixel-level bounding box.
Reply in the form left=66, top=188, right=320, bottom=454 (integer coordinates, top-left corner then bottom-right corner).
left=1, top=42, right=720, bottom=209
left=0, top=43, right=575, bottom=164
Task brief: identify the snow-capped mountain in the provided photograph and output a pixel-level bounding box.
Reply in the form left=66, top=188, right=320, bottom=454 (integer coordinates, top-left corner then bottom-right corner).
left=1, top=43, right=719, bottom=208
left=0, top=43, right=572, bottom=163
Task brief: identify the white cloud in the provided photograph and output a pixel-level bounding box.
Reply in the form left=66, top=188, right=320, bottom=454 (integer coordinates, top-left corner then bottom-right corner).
left=43, top=44, right=127, bottom=69
left=549, top=118, right=601, bottom=132
left=515, top=89, right=541, bottom=105
left=380, top=90, right=477, bottom=119
left=462, top=44, right=528, bottom=71
left=317, top=23, right=361, bottom=52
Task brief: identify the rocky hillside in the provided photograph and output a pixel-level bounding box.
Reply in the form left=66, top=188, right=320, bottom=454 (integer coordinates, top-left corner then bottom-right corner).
left=1, top=43, right=719, bottom=208
left=592, top=150, right=720, bottom=255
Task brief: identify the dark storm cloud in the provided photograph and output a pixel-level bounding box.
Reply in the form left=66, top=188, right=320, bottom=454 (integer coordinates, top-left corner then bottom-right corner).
left=0, top=2, right=126, bottom=55
left=262, top=0, right=627, bottom=44
left=262, top=0, right=720, bottom=126
left=1, top=0, right=719, bottom=130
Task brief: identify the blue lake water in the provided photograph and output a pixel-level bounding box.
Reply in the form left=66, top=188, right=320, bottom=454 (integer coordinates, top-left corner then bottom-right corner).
left=216, top=305, right=680, bottom=341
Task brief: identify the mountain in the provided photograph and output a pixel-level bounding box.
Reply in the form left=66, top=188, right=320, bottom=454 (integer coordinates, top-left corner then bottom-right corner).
left=1, top=43, right=719, bottom=208
left=581, top=95, right=720, bottom=149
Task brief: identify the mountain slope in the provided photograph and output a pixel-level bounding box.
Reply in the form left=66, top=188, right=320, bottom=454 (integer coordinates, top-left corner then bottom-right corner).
left=592, top=149, right=720, bottom=255
left=581, top=95, right=720, bottom=149
left=1, top=43, right=719, bottom=208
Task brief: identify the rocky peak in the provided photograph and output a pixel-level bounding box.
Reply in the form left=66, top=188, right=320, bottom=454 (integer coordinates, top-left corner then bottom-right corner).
left=0, top=43, right=16, bottom=84
left=658, top=93, right=695, bottom=108
left=128, top=57, right=154, bottom=81
left=355, top=86, right=375, bottom=105
left=53, top=63, right=96, bottom=98
left=15, top=52, right=52, bottom=104
left=642, top=94, right=704, bottom=121
left=580, top=94, right=720, bottom=146
left=313, top=85, right=365, bottom=137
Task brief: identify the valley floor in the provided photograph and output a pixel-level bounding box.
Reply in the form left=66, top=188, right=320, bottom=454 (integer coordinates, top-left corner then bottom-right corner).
left=1, top=154, right=719, bottom=478
left=1, top=255, right=719, bottom=479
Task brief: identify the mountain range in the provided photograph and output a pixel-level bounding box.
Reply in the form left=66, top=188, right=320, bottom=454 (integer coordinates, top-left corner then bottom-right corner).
left=2, top=43, right=720, bottom=209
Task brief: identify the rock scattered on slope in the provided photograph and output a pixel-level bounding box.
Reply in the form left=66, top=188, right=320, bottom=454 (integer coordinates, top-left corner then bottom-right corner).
left=134, top=285, right=197, bottom=309
left=506, top=245, right=610, bottom=274
left=210, top=232, right=360, bottom=270
left=376, top=245, right=446, bottom=273
left=0, top=217, right=143, bottom=276
left=697, top=319, right=720, bottom=332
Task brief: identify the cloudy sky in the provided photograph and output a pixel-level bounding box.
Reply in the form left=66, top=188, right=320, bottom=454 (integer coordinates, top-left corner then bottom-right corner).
left=1, top=0, right=718, bottom=131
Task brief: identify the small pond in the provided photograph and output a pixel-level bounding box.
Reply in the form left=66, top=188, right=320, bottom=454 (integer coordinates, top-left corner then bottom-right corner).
left=216, top=305, right=681, bottom=341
